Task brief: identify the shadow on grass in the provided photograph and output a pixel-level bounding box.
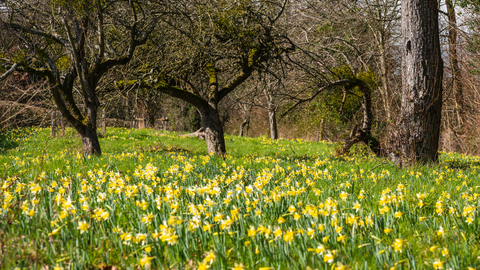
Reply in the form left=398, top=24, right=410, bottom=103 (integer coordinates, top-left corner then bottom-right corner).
left=0, top=131, right=19, bottom=154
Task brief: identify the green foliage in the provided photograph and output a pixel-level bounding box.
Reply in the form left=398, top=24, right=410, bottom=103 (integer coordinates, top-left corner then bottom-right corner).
left=1, top=128, right=480, bottom=269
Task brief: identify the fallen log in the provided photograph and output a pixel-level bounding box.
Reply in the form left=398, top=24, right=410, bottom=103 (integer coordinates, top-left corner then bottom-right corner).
left=182, top=127, right=205, bottom=140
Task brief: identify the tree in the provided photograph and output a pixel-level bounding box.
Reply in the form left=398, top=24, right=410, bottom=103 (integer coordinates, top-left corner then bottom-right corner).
left=0, top=0, right=154, bottom=155
left=132, top=0, right=291, bottom=155
left=389, top=0, right=443, bottom=165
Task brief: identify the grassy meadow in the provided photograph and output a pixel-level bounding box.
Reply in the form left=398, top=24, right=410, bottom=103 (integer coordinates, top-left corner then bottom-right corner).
left=1, top=127, right=480, bottom=269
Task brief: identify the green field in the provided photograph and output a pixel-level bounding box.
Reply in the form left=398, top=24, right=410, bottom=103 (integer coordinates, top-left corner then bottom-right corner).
left=1, top=128, right=480, bottom=269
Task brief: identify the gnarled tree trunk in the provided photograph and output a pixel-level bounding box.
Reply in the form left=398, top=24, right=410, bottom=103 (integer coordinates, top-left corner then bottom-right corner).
left=390, top=0, right=443, bottom=165
left=79, top=125, right=102, bottom=155
left=338, top=80, right=383, bottom=157
left=200, top=105, right=226, bottom=156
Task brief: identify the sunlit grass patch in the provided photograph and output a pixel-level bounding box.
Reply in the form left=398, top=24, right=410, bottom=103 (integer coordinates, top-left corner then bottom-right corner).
left=1, top=128, right=480, bottom=269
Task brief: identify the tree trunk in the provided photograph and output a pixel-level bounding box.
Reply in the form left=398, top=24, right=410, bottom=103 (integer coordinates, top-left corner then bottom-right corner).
left=79, top=125, right=102, bottom=155
left=264, top=89, right=278, bottom=140
left=391, top=0, right=443, bottom=165
left=101, top=108, right=106, bottom=135
left=239, top=118, right=249, bottom=137
left=317, top=118, right=324, bottom=141
left=378, top=33, right=392, bottom=123
left=338, top=81, right=383, bottom=157
left=200, top=105, right=226, bottom=156
left=268, top=110, right=278, bottom=140
left=446, top=0, right=464, bottom=129
left=76, top=101, right=102, bottom=155
left=239, top=104, right=251, bottom=137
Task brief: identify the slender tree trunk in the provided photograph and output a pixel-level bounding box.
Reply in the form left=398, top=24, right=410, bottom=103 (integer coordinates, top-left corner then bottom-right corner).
left=317, top=118, right=324, bottom=141
left=200, top=105, right=226, bottom=156
left=268, top=110, right=278, bottom=140
left=378, top=34, right=392, bottom=123
left=264, top=90, right=278, bottom=140
left=239, top=116, right=250, bottom=137
left=446, top=0, right=464, bottom=129
left=239, top=121, right=248, bottom=137
left=239, top=104, right=251, bottom=137
left=101, top=108, right=106, bottom=135
left=391, top=0, right=443, bottom=165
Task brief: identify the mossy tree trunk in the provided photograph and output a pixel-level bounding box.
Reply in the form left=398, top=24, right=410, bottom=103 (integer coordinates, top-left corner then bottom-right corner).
left=390, top=0, right=443, bottom=165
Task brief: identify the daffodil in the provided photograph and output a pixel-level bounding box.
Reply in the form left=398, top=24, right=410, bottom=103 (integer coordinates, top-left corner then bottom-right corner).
left=432, top=259, right=443, bottom=269
left=77, top=221, right=89, bottom=234
left=392, top=239, right=404, bottom=252
left=139, top=254, right=155, bottom=269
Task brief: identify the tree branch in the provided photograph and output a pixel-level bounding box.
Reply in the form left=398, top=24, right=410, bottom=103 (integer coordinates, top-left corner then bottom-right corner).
left=280, top=79, right=352, bottom=119
left=0, top=63, right=18, bottom=82
left=218, top=49, right=259, bottom=102
left=6, top=23, right=66, bottom=45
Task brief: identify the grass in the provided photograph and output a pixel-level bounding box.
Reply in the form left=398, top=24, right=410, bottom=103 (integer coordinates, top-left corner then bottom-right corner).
left=1, top=127, right=480, bottom=269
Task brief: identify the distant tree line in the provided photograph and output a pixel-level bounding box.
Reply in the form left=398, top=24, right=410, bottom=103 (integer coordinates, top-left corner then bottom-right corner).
left=2, top=0, right=480, bottom=166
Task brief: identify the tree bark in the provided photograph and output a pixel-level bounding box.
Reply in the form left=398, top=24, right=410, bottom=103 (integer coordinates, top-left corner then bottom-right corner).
left=200, top=105, right=226, bottom=156
left=391, top=0, right=443, bottom=165
left=79, top=125, right=102, bottom=155
left=268, top=110, right=278, bottom=140
left=101, top=108, right=106, bottom=135
left=265, top=89, right=278, bottom=140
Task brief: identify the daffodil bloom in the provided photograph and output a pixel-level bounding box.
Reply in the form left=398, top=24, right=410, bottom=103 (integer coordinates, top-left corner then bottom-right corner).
left=233, top=263, right=244, bottom=270
left=48, top=227, right=62, bottom=237
left=353, top=202, right=361, bottom=212
left=140, top=255, right=155, bottom=269
left=392, top=239, right=404, bottom=252
left=205, top=251, right=215, bottom=263
left=248, top=226, right=257, bottom=238
left=432, top=259, right=443, bottom=269
left=466, top=216, right=474, bottom=224
left=323, top=235, right=330, bottom=243
left=324, top=252, right=334, bottom=264
left=198, top=261, right=209, bottom=270
left=274, top=227, right=282, bottom=238
left=142, top=213, right=154, bottom=224
left=337, top=234, right=346, bottom=243
left=441, top=247, right=449, bottom=257
left=77, top=221, right=89, bottom=234
left=283, top=230, right=295, bottom=242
